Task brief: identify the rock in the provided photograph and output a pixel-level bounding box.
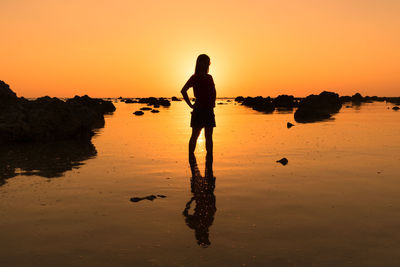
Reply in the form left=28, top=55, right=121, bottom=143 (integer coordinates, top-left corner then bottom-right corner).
left=124, top=99, right=138, bottom=103
left=0, top=80, right=17, bottom=105
left=294, top=91, right=342, bottom=123
left=273, top=95, right=296, bottom=108
left=151, top=109, right=160, bottom=113
left=235, top=96, right=245, bottom=102
left=276, top=158, right=288, bottom=166
left=171, top=96, right=181, bottom=101
left=0, top=81, right=115, bottom=143
left=351, top=93, right=364, bottom=103
left=138, top=97, right=171, bottom=107
left=242, top=96, right=275, bottom=113
left=140, top=107, right=152, bottom=111
left=66, top=95, right=116, bottom=114
left=287, top=122, right=294, bottom=128
left=340, top=96, right=352, bottom=103
left=393, top=106, right=400, bottom=111
left=130, top=194, right=166, bottom=203
left=133, top=111, right=144, bottom=115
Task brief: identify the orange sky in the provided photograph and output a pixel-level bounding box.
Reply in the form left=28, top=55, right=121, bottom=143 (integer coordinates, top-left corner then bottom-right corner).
left=1, top=0, right=399, bottom=97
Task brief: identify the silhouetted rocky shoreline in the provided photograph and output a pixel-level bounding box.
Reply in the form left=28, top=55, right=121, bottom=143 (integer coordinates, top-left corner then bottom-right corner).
left=235, top=92, right=399, bottom=123
left=0, top=80, right=115, bottom=142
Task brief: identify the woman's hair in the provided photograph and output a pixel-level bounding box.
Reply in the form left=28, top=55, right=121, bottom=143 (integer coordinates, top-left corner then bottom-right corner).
left=195, top=54, right=210, bottom=75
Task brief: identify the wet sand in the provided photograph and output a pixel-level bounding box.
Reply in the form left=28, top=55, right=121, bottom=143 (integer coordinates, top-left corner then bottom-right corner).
left=1, top=100, right=400, bottom=266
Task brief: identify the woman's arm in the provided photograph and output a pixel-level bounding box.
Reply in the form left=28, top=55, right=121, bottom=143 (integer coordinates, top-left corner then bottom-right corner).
left=181, top=77, right=194, bottom=109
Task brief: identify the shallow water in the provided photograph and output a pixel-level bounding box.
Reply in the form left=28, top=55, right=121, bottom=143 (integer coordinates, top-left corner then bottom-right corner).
left=1, top=100, right=400, bottom=266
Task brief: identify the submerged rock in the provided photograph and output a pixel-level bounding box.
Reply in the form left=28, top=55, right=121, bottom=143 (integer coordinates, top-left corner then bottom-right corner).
left=242, top=96, right=275, bottom=113
left=393, top=106, right=400, bottom=111
left=294, top=91, right=342, bottom=123
left=273, top=95, right=296, bottom=108
left=276, top=158, right=288, bottom=166
left=287, top=122, right=295, bottom=128
left=151, top=109, right=160, bottom=113
left=0, top=81, right=115, bottom=142
left=124, top=99, right=138, bottom=104
left=130, top=194, right=167, bottom=203
left=140, top=107, right=152, bottom=111
left=138, top=97, right=171, bottom=107
left=133, top=111, right=144, bottom=115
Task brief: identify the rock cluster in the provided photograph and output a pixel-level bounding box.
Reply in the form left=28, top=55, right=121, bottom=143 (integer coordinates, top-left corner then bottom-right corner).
left=237, top=96, right=275, bottom=113
left=235, top=95, right=298, bottom=113
left=340, top=93, right=385, bottom=104
left=138, top=97, right=171, bottom=107
left=294, top=91, right=342, bottom=123
left=0, top=80, right=115, bottom=142
left=171, top=96, right=181, bottom=101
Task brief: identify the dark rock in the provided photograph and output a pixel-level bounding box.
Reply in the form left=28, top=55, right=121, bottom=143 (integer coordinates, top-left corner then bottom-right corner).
left=351, top=93, right=363, bottom=103
left=242, top=96, right=275, bottom=113
left=0, top=81, right=115, bottom=142
left=0, top=80, right=17, bottom=105
left=130, top=194, right=166, bottom=203
left=294, top=91, right=342, bottom=123
left=66, top=95, right=116, bottom=114
left=140, top=107, right=152, bottom=111
left=133, top=111, right=144, bottom=115
left=124, top=99, right=138, bottom=103
left=138, top=97, right=171, bottom=107
left=276, top=158, right=288, bottom=166
left=235, top=96, right=245, bottom=102
left=340, top=96, right=352, bottom=103
left=273, top=95, right=296, bottom=108
left=393, top=106, right=400, bottom=111
left=151, top=109, right=160, bottom=113
left=287, top=122, right=294, bottom=128
left=171, top=96, right=181, bottom=101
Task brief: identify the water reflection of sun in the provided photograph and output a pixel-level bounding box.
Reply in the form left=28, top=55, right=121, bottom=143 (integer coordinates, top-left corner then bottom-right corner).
left=197, top=130, right=205, bottom=153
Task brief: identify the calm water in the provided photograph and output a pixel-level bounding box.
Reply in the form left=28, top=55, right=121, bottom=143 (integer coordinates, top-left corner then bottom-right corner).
left=1, top=100, right=400, bottom=267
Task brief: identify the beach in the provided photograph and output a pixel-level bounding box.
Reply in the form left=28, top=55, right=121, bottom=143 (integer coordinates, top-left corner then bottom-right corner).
left=1, top=99, right=400, bottom=266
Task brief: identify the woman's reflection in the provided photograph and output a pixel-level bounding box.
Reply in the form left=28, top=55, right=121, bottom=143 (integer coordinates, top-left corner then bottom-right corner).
left=183, top=154, right=216, bottom=247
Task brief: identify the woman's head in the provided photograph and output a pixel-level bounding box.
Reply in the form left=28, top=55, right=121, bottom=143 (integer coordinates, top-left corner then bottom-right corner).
left=195, top=54, right=210, bottom=75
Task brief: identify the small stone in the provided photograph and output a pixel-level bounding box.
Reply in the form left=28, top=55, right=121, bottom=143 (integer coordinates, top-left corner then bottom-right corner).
left=276, top=158, right=288, bottom=166
left=140, top=107, right=152, bottom=111
left=151, top=109, right=160, bottom=113
left=133, top=111, right=144, bottom=115
left=393, top=106, right=399, bottom=111
left=287, top=122, right=294, bottom=128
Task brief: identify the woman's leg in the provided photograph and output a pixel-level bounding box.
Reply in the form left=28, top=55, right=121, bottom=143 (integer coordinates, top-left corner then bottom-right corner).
left=189, top=127, right=202, bottom=154
left=204, top=127, right=213, bottom=156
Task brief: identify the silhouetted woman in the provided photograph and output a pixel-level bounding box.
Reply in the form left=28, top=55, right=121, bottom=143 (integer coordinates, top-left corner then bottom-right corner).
left=181, top=54, right=216, bottom=158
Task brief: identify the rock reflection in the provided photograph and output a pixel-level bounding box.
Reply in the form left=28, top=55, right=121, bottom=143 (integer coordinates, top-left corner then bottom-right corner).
left=0, top=140, right=97, bottom=185
left=183, top=154, right=216, bottom=247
